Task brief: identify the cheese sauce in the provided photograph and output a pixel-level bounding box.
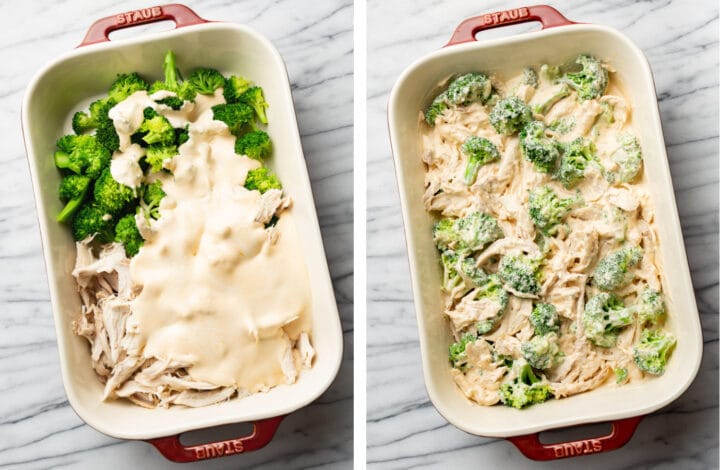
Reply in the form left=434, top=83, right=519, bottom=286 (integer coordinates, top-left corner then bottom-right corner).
left=110, top=89, right=313, bottom=393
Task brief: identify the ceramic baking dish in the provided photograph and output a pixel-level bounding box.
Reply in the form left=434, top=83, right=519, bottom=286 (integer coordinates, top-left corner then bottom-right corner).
left=388, top=5, right=703, bottom=461
left=21, top=4, right=342, bottom=463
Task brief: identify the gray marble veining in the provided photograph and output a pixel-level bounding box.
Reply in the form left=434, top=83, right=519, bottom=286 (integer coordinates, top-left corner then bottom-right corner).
left=367, top=0, right=718, bottom=468
left=0, top=0, right=352, bottom=468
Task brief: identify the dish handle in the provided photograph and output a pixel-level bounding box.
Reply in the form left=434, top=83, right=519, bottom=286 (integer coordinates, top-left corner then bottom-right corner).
left=78, top=3, right=210, bottom=47
left=506, top=416, right=643, bottom=461
left=146, top=415, right=286, bottom=463
left=445, top=5, right=576, bottom=46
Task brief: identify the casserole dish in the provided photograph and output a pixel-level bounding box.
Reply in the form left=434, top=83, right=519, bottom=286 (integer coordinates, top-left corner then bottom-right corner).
left=388, top=5, right=702, bottom=461
left=21, top=4, right=343, bottom=462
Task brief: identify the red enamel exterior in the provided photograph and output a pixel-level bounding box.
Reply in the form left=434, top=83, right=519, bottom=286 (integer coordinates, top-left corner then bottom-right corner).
left=443, top=5, right=644, bottom=460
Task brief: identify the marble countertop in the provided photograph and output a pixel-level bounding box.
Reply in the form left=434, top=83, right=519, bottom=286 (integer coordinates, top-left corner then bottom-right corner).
left=0, top=0, right=352, bottom=468
left=367, top=0, right=718, bottom=468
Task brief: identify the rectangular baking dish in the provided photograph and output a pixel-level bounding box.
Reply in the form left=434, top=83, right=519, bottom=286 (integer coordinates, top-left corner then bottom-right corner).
left=21, top=4, right=343, bottom=462
left=388, top=5, right=703, bottom=461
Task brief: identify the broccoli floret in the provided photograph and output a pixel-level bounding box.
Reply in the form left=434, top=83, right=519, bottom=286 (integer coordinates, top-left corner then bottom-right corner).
left=445, top=73, right=493, bottom=106
left=521, top=333, right=560, bottom=370
left=223, top=75, right=253, bottom=103
left=530, top=303, right=560, bottom=336
left=54, top=134, right=111, bottom=179
left=461, top=136, right=500, bottom=185
left=425, top=92, right=449, bottom=126
left=244, top=167, right=281, bottom=194
left=633, top=329, right=676, bottom=375
left=471, top=274, right=509, bottom=334
left=441, top=250, right=463, bottom=292
left=559, top=54, right=608, bottom=101
left=108, top=72, right=148, bottom=104
left=73, top=98, right=115, bottom=135
left=155, top=95, right=184, bottom=110
left=540, top=64, right=562, bottom=82
left=614, top=367, right=629, bottom=384
left=212, top=103, right=256, bottom=135
left=593, top=246, right=643, bottom=291
left=583, top=293, right=633, bottom=347
left=93, top=168, right=136, bottom=215
left=634, top=288, right=666, bottom=326
left=499, top=361, right=553, bottom=409
left=489, top=96, right=533, bottom=135
left=498, top=253, right=542, bottom=296
left=148, top=51, right=196, bottom=101
left=532, top=84, right=571, bottom=115
left=528, top=185, right=579, bottom=236
left=188, top=68, right=225, bottom=95
left=522, top=67, right=538, bottom=88
left=432, top=212, right=503, bottom=253
left=175, top=126, right=190, bottom=146
left=235, top=130, right=272, bottom=160
left=57, top=175, right=91, bottom=223
left=72, top=204, right=114, bottom=242
left=554, top=137, right=597, bottom=189
left=547, top=116, right=576, bottom=135
left=606, top=134, right=643, bottom=184
left=239, top=86, right=269, bottom=124
left=137, top=109, right=175, bottom=146
left=145, top=145, right=177, bottom=172
left=142, top=180, right=166, bottom=220
left=449, top=333, right=477, bottom=370
left=114, top=214, right=143, bottom=257
left=96, top=115, right=120, bottom=152
left=519, top=121, right=561, bottom=173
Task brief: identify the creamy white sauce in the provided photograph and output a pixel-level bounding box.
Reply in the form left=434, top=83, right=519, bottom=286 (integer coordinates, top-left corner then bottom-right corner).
left=108, top=88, right=313, bottom=392
left=110, top=143, right=145, bottom=190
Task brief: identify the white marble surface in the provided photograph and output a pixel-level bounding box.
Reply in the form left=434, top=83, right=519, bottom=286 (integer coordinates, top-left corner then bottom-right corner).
left=367, top=0, right=718, bottom=468
left=0, top=0, right=352, bottom=468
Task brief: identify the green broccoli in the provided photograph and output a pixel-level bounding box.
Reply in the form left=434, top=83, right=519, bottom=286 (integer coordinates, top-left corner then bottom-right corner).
left=425, top=92, right=449, bottom=126
left=530, top=303, right=560, bottom=336
left=614, top=367, right=629, bottom=384
left=54, top=134, right=111, bottom=179
left=145, top=145, right=177, bottom=172
left=461, top=136, right=500, bottom=185
left=188, top=68, right=225, bottom=95
left=71, top=204, right=114, bottom=242
left=142, top=180, right=166, bottom=220
left=633, top=329, right=676, bottom=375
left=634, top=288, right=666, bottom=326
left=593, top=246, right=643, bottom=291
left=72, top=99, right=115, bottom=135
left=235, top=130, right=272, bottom=160
left=57, top=175, right=91, bottom=223
left=175, top=126, right=190, bottom=146
left=547, top=116, right=576, bottom=135
left=528, top=185, right=579, bottom=236
left=244, top=167, right=282, bottom=194
left=445, top=73, right=493, bottom=106
left=606, top=134, right=643, bottom=184
left=137, top=108, right=175, bottom=146
left=114, top=214, right=143, bottom=257
left=95, top=115, right=120, bottom=153
left=540, top=64, right=562, bottom=82
left=489, top=96, right=533, bottom=135
left=223, top=75, right=253, bottom=103
left=471, top=274, right=510, bottom=334
left=582, top=293, right=633, bottom=347
left=449, top=333, right=477, bottom=370
left=554, top=137, right=597, bottom=189
left=499, top=361, right=554, bottom=409
left=212, top=103, right=256, bottom=135
left=148, top=50, right=196, bottom=101
left=432, top=212, right=503, bottom=253
left=521, top=333, right=560, bottom=370
left=559, top=54, right=608, bottom=101
left=498, top=253, right=542, bottom=296
left=108, top=72, right=148, bottom=104
left=93, top=168, right=136, bottom=215
left=519, top=121, right=561, bottom=173
left=521, top=67, right=538, bottom=88
left=155, top=95, right=184, bottom=110
left=239, top=86, right=269, bottom=124
left=532, top=84, right=571, bottom=115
